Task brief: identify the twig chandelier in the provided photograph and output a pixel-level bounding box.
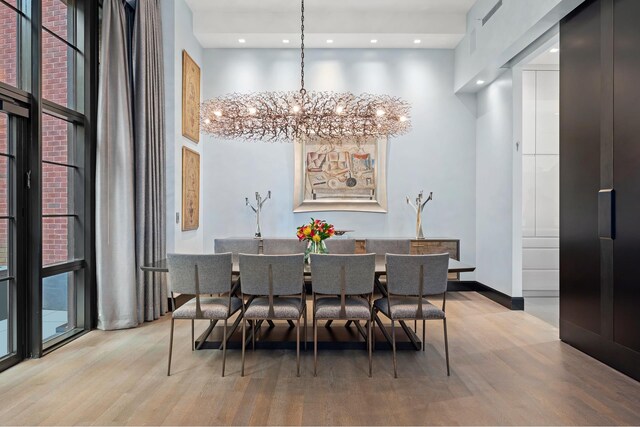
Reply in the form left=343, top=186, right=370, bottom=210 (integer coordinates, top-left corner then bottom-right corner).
left=200, top=0, right=412, bottom=142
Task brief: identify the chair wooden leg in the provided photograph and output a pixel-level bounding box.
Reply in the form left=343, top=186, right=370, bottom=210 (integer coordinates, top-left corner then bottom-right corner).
left=222, top=318, right=228, bottom=377
left=422, top=319, right=426, bottom=352
left=443, top=318, right=450, bottom=376
left=241, top=317, right=246, bottom=377
left=167, top=318, right=175, bottom=376
left=391, top=319, right=397, bottom=378
left=252, top=320, right=256, bottom=351
left=368, top=317, right=372, bottom=377
left=303, top=306, right=308, bottom=351
left=313, top=317, right=318, bottom=377
left=191, top=319, right=195, bottom=351
left=296, top=317, right=301, bottom=377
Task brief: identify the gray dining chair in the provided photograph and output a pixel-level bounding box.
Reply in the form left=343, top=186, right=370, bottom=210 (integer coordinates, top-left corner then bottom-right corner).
left=364, top=239, right=411, bottom=257
left=239, top=253, right=306, bottom=376
left=262, top=238, right=307, bottom=255
left=214, top=238, right=260, bottom=263
left=374, top=253, right=450, bottom=378
left=324, top=238, right=356, bottom=254
left=166, top=253, right=241, bottom=377
left=310, top=254, right=375, bottom=377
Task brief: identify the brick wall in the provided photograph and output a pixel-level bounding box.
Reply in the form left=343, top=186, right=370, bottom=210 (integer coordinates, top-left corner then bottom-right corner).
left=0, top=0, right=71, bottom=267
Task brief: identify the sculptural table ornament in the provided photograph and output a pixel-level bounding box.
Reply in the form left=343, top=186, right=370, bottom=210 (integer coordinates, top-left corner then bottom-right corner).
left=246, top=191, right=271, bottom=238
left=406, top=191, right=433, bottom=239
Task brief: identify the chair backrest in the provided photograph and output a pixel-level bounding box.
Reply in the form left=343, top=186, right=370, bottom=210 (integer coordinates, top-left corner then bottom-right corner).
left=324, top=239, right=356, bottom=254
left=167, top=253, right=233, bottom=295
left=262, top=238, right=307, bottom=255
left=365, top=239, right=411, bottom=257
left=239, top=254, right=305, bottom=296
left=386, top=253, right=449, bottom=297
left=214, top=238, right=260, bottom=262
left=310, top=254, right=375, bottom=295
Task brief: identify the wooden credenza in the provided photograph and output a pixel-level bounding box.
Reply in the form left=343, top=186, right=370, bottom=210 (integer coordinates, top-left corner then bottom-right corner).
left=354, top=238, right=460, bottom=280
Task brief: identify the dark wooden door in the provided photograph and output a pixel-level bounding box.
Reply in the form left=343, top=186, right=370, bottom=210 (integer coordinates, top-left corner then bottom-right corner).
left=559, top=0, right=640, bottom=381
left=612, top=0, right=640, bottom=354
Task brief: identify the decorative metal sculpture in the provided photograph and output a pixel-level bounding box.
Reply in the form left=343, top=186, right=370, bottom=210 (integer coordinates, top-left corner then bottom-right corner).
left=246, top=191, right=271, bottom=238
left=406, top=191, right=433, bottom=239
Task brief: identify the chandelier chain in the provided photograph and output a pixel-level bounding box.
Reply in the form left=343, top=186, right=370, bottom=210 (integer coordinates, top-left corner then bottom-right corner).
left=300, top=0, right=305, bottom=96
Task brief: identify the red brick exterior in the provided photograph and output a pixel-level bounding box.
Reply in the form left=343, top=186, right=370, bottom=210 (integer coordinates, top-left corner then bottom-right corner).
left=0, top=0, right=71, bottom=266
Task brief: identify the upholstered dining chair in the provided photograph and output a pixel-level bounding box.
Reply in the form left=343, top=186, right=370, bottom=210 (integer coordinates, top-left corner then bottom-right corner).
left=310, top=254, right=376, bottom=377
left=323, top=238, right=356, bottom=254
left=166, top=253, right=241, bottom=377
left=364, top=239, right=411, bottom=257
left=374, top=253, right=450, bottom=378
left=239, top=253, right=306, bottom=376
left=214, top=238, right=260, bottom=263
left=262, top=238, right=307, bottom=255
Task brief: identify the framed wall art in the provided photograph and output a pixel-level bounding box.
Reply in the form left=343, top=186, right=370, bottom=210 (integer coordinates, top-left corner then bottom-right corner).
left=181, top=146, right=200, bottom=231
left=182, top=50, right=201, bottom=142
left=293, top=137, right=388, bottom=213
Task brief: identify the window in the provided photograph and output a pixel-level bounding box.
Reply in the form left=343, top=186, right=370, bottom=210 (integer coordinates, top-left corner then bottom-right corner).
left=0, top=0, right=21, bottom=88
left=0, top=0, right=97, bottom=371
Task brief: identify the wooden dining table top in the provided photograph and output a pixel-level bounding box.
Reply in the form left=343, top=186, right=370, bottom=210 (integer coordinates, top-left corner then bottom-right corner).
left=140, top=257, right=475, bottom=274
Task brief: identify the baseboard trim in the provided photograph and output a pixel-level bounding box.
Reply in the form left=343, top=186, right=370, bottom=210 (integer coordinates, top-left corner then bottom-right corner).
left=449, top=281, right=524, bottom=310
left=560, top=319, right=640, bottom=381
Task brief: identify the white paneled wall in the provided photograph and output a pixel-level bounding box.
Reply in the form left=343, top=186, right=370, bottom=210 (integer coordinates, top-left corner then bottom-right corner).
left=522, top=70, right=559, bottom=296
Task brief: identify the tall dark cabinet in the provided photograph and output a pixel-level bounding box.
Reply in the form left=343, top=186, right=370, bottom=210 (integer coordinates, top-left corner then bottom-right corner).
left=560, top=0, right=640, bottom=381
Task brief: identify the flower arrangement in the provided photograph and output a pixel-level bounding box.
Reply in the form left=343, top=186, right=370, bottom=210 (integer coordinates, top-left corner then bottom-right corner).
left=296, top=218, right=335, bottom=262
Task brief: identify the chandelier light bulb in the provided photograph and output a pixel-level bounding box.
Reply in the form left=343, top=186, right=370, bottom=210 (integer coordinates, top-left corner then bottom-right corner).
left=204, top=118, right=211, bottom=124
left=399, top=116, right=407, bottom=122
left=336, top=106, right=344, bottom=114
left=213, top=110, right=222, bottom=117
left=376, top=109, right=386, bottom=117
left=248, top=107, right=257, bottom=115
left=292, top=105, right=301, bottom=113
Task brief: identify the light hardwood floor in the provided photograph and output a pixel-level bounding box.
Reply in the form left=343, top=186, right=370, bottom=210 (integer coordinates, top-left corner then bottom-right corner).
left=0, top=292, right=639, bottom=426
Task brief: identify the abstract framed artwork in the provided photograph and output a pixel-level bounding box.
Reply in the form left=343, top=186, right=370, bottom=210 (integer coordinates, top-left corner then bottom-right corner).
left=293, top=137, right=388, bottom=212
left=181, top=146, right=200, bottom=231
left=182, top=50, right=200, bottom=143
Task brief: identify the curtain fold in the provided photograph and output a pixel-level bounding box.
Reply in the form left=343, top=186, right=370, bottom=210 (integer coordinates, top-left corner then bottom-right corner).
left=133, top=0, right=167, bottom=322
left=96, top=0, right=138, bottom=330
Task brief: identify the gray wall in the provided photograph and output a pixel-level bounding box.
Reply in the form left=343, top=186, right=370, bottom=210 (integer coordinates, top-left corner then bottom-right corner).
left=199, top=48, right=477, bottom=276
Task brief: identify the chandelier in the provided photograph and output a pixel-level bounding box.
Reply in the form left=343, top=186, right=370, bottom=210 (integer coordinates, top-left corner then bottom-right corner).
left=200, top=0, right=411, bottom=142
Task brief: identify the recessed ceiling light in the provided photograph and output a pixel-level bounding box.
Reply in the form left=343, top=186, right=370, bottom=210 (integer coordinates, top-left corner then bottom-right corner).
left=413, top=39, right=421, bottom=44
left=550, top=47, right=559, bottom=53
left=326, top=39, right=334, bottom=44
left=238, top=38, right=246, bottom=44
left=370, top=39, right=378, bottom=44
left=476, top=80, right=485, bottom=85
left=282, top=39, right=290, bottom=44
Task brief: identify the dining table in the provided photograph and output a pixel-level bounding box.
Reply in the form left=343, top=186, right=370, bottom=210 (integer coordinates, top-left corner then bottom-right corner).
left=141, top=257, right=475, bottom=351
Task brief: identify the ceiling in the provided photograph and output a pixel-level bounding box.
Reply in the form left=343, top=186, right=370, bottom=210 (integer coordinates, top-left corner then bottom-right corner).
left=184, top=0, right=477, bottom=49
left=527, top=42, right=560, bottom=66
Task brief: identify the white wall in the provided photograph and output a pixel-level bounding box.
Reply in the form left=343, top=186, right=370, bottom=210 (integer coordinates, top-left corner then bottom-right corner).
left=160, top=0, right=204, bottom=253
left=475, top=70, right=521, bottom=296
left=454, top=0, right=583, bottom=92
left=199, top=49, right=477, bottom=277
left=521, top=69, right=559, bottom=296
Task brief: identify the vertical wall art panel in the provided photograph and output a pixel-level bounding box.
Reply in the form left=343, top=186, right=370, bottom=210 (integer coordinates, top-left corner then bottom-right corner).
left=182, top=50, right=200, bottom=142
left=181, top=146, right=200, bottom=230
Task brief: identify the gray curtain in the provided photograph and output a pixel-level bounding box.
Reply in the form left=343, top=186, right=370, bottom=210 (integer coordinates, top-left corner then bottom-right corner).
left=132, top=0, right=167, bottom=322
left=96, top=0, right=138, bottom=330
left=97, top=0, right=167, bottom=329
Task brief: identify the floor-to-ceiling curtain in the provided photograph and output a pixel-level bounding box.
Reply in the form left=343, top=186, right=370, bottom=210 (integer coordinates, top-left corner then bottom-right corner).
left=97, top=0, right=167, bottom=329
left=96, top=0, right=138, bottom=329
left=132, top=0, right=167, bottom=322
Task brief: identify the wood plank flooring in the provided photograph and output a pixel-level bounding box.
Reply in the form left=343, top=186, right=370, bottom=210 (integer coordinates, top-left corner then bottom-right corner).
left=0, top=292, right=639, bottom=425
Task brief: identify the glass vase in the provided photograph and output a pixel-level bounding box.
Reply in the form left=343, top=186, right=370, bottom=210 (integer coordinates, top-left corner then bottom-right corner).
left=305, top=240, right=328, bottom=263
